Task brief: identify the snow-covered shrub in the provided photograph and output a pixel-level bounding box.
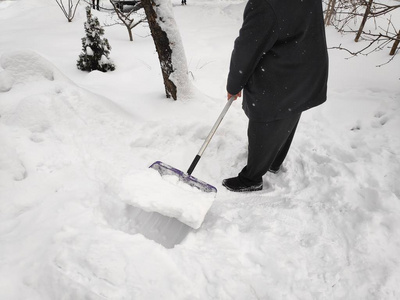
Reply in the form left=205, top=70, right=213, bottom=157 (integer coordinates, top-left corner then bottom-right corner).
left=77, top=6, right=115, bottom=72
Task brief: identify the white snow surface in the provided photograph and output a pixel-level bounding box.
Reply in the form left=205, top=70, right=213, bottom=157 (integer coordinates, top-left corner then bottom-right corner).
left=0, top=0, right=400, bottom=299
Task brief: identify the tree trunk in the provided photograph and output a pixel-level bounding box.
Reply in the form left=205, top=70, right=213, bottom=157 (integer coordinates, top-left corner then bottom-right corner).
left=389, top=31, right=400, bottom=56
left=355, top=0, right=373, bottom=42
left=127, top=26, right=133, bottom=41
left=140, top=0, right=177, bottom=100
left=324, top=0, right=336, bottom=26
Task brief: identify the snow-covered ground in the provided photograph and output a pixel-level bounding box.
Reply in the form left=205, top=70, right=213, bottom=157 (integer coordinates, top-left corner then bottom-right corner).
left=1, top=0, right=399, bottom=299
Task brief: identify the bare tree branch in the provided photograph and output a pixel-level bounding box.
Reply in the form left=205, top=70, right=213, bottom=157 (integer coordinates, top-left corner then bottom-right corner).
left=324, top=0, right=399, bottom=59
left=54, top=0, right=81, bottom=22
left=109, top=0, right=146, bottom=41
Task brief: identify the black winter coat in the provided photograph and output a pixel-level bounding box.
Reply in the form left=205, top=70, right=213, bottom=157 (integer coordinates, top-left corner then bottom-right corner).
left=227, top=0, right=329, bottom=122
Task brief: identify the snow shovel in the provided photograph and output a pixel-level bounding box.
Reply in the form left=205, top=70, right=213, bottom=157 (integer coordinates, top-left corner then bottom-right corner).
left=150, top=96, right=234, bottom=194
left=126, top=97, right=234, bottom=248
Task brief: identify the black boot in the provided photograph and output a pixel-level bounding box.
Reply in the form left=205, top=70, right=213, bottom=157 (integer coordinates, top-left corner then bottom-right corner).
left=222, top=176, right=262, bottom=192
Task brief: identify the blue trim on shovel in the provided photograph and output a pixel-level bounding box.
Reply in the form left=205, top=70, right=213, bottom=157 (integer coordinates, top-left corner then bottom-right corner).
left=149, top=161, right=217, bottom=194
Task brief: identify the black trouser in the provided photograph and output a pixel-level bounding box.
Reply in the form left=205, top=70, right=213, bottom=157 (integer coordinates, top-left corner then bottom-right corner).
left=239, top=113, right=301, bottom=185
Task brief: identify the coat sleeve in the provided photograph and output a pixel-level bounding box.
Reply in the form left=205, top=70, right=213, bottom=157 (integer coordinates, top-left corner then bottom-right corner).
left=227, top=0, right=278, bottom=95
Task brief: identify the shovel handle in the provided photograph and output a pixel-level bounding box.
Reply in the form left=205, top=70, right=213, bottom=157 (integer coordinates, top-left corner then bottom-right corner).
left=187, top=97, right=234, bottom=175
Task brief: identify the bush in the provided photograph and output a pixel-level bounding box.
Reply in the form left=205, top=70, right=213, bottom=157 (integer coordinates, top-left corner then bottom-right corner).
left=77, top=6, right=115, bottom=72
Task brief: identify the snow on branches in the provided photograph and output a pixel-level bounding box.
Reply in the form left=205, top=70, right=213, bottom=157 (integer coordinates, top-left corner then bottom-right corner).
left=77, top=6, right=115, bottom=72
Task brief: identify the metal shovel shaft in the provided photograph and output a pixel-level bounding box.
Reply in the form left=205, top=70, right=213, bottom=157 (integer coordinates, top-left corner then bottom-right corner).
left=187, top=97, right=234, bottom=175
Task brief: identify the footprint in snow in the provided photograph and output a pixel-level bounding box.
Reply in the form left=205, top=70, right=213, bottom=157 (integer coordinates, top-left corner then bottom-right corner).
left=372, top=110, right=390, bottom=127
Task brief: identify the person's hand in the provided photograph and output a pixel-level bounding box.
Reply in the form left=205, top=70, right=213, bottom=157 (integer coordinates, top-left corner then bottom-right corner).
left=228, top=91, right=242, bottom=101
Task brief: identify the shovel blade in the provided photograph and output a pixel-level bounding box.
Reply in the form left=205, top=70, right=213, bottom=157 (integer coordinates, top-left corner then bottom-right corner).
left=149, top=161, right=217, bottom=194
left=122, top=161, right=216, bottom=248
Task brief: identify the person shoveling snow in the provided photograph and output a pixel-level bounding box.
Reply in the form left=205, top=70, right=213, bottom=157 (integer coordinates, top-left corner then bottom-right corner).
left=223, top=0, right=329, bottom=192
